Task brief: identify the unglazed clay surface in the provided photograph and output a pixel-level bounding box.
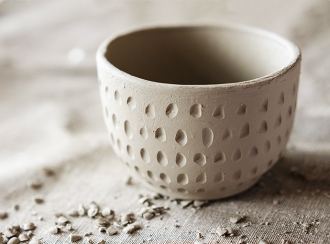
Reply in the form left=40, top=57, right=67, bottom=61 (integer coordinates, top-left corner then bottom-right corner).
left=96, top=24, right=301, bottom=200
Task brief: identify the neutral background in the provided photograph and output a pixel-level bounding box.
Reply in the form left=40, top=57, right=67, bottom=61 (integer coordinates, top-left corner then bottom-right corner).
left=0, top=0, right=330, bottom=243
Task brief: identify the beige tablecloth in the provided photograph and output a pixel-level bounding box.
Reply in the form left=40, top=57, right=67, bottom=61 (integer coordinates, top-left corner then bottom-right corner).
left=1, top=1, right=330, bottom=243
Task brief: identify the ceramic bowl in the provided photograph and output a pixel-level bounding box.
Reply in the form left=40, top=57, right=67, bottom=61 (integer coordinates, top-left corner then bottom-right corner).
left=96, top=23, right=301, bottom=200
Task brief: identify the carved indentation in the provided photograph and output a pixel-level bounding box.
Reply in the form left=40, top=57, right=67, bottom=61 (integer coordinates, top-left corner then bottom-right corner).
left=232, top=149, right=242, bottom=161
left=236, top=104, right=247, bottom=115
left=176, top=153, right=186, bottom=168
left=134, top=166, right=140, bottom=173
left=250, top=166, right=258, bottom=176
left=105, top=107, right=109, bottom=118
left=258, top=120, right=268, bottom=134
left=124, top=120, right=133, bottom=139
left=126, top=145, right=134, bottom=159
left=193, top=153, right=206, bottom=167
left=127, top=97, right=136, bottom=111
left=112, top=114, right=118, bottom=129
left=212, top=105, right=225, bottom=119
left=165, top=103, right=178, bottom=119
left=175, top=129, right=187, bottom=146
left=147, top=171, right=158, bottom=181
left=267, top=160, right=273, bottom=168
left=177, top=174, right=189, bottom=185
left=263, top=140, right=271, bottom=154
left=157, top=151, right=168, bottom=167
left=155, top=128, right=166, bottom=142
left=214, top=151, right=226, bottom=164
left=202, top=127, right=214, bottom=148
left=287, top=106, right=292, bottom=118
left=140, top=127, right=148, bottom=140
left=239, top=122, right=250, bottom=139
left=278, top=91, right=284, bottom=104
left=219, top=187, right=226, bottom=192
left=190, top=104, right=202, bottom=118
left=177, top=188, right=188, bottom=194
left=221, top=128, right=232, bottom=141
left=285, top=129, right=290, bottom=139
left=293, top=83, right=296, bottom=94
left=274, top=115, right=282, bottom=128
left=114, top=90, right=122, bottom=105
left=276, top=136, right=282, bottom=146
left=145, top=104, right=155, bottom=118
left=109, top=133, right=115, bottom=144
left=232, top=169, right=241, bottom=181
left=140, top=148, right=150, bottom=163
left=248, top=146, right=258, bottom=157
left=196, top=172, right=207, bottom=184
left=117, top=139, right=121, bottom=151
left=160, top=173, right=171, bottom=184
left=259, top=99, right=268, bottom=113
left=196, top=188, right=206, bottom=193
left=160, top=185, right=168, bottom=190
left=213, top=172, right=224, bottom=183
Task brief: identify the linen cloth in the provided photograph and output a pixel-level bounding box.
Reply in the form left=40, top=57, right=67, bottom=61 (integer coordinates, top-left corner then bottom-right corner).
left=0, top=0, right=330, bottom=243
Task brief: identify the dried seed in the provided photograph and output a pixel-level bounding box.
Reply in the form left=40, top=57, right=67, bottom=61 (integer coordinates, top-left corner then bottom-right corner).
left=121, top=213, right=133, bottom=223
left=66, top=223, right=74, bottom=231
left=180, top=200, right=193, bottom=208
left=12, top=225, right=20, bottom=231
left=70, top=235, right=82, bottom=242
left=57, top=216, right=69, bottom=225
left=0, top=235, right=4, bottom=243
left=230, top=216, right=243, bottom=224
left=88, top=239, right=93, bottom=244
left=89, top=202, right=99, bottom=210
left=8, top=237, right=19, bottom=244
left=97, top=217, right=109, bottom=226
left=106, top=226, right=118, bottom=236
left=84, top=232, right=93, bottom=236
left=197, top=232, right=203, bottom=238
left=123, top=224, right=140, bottom=234
left=18, top=233, right=30, bottom=242
left=87, top=208, right=98, bottom=218
left=78, top=204, right=86, bottom=216
left=12, top=204, right=19, bottom=211
left=0, top=212, right=8, bottom=219
left=43, top=167, right=55, bottom=176
left=5, top=230, right=17, bottom=239
left=142, top=212, right=154, bottom=220
left=193, top=200, right=208, bottom=207
left=49, top=226, right=60, bottom=235
left=97, top=240, right=105, bottom=244
left=101, top=208, right=114, bottom=218
left=32, top=197, right=44, bottom=204
left=194, top=242, right=204, bottom=244
left=125, top=176, right=133, bottom=185
left=22, top=223, right=35, bottom=231
left=226, top=227, right=234, bottom=236
left=54, top=212, right=63, bottom=218
left=216, top=227, right=227, bottom=236
left=38, top=216, right=44, bottom=221
left=259, top=240, right=270, bottom=244
left=98, top=227, right=106, bottom=233
left=27, top=180, right=43, bottom=190
left=26, top=231, right=33, bottom=238
left=68, top=209, right=79, bottom=217
left=31, top=211, right=37, bottom=216
left=137, top=208, right=148, bottom=217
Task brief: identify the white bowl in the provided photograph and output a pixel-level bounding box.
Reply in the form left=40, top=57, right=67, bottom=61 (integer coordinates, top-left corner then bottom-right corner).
left=96, top=23, right=301, bottom=200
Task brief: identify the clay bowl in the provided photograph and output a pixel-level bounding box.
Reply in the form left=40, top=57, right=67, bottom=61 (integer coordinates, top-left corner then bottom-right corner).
left=96, top=23, right=301, bottom=200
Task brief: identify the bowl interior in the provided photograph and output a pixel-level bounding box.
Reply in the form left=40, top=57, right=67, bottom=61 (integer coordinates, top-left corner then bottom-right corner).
left=105, top=26, right=296, bottom=85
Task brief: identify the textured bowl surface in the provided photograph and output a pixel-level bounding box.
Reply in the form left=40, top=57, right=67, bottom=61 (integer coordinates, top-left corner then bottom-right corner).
left=96, top=24, right=301, bottom=200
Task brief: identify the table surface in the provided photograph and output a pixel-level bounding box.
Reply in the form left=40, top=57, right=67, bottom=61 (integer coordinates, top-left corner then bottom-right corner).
left=1, top=1, right=330, bottom=243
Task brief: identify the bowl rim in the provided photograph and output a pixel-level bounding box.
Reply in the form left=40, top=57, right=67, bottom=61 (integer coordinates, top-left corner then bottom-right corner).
left=96, top=22, right=301, bottom=90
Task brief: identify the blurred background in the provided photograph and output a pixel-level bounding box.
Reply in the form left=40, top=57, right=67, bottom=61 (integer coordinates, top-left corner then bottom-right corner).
left=1, top=1, right=330, bottom=242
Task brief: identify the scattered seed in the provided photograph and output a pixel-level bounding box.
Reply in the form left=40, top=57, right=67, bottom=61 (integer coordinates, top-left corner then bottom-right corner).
left=68, top=209, right=79, bottom=217
left=0, top=236, right=4, bottom=243
left=216, top=227, right=227, bottom=236
left=259, top=240, right=270, bottom=244
left=0, top=212, right=8, bottom=219
left=87, top=208, right=98, bottom=218
left=226, top=227, right=234, bottom=235
left=125, top=176, right=133, bottom=185
left=38, top=216, right=44, bottom=221
left=242, top=222, right=251, bottom=227
left=101, top=208, right=114, bottom=218
left=22, top=223, right=35, bottom=231
left=12, top=225, right=20, bottom=231
left=97, top=240, right=105, bottom=244
left=12, top=204, right=19, bottom=211
left=8, top=237, right=19, bottom=244
left=57, top=216, right=69, bottom=225
left=27, top=180, right=43, bottom=190
left=66, top=223, right=74, bottom=231
left=193, top=200, right=208, bottom=207
left=53, top=212, right=63, bottom=218
left=121, top=213, right=133, bottom=223
left=88, top=239, right=94, bottom=244
left=5, top=230, right=16, bottom=239
left=230, top=216, right=243, bottom=224
left=18, top=233, right=29, bottom=242
left=32, top=197, right=44, bottom=204
left=98, top=227, right=106, bottom=233
left=49, top=226, right=60, bottom=235
left=70, top=234, right=82, bottom=242
left=78, top=204, right=86, bottom=216
left=123, top=224, right=140, bottom=234
left=31, top=211, right=38, bottom=216
left=197, top=232, right=203, bottom=238
left=106, top=226, right=118, bottom=236
left=26, top=231, right=33, bottom=238
left=174, top=224, right=180, bottom=228
left=97, top=217, right=109, bottom=226
left=180, top=200, right=193, bottom=208
left=194, top=242, right=204, bottom=244
left=43, top=167, right=55, bottom=176
left=273, top=200, right=280, bottom=205
left=29, top=239, right=42, bottom=244
left=142, top=212, right=154, bottom=220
